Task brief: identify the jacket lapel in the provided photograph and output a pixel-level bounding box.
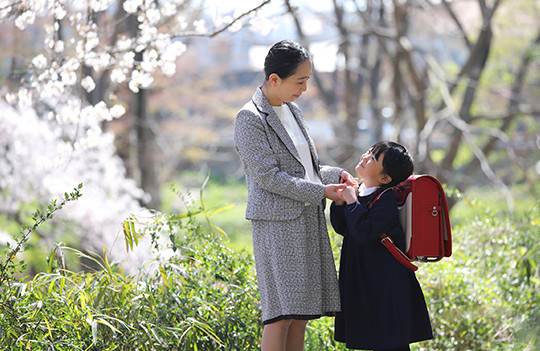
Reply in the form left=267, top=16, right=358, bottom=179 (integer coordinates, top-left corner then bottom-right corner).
left=251, top=88, right=301, bottom=162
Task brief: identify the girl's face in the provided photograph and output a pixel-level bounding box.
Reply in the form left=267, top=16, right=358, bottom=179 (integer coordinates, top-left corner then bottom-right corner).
left=270, top=59, right=312, bottom=104
left=355, top=149, right=390, bottom=188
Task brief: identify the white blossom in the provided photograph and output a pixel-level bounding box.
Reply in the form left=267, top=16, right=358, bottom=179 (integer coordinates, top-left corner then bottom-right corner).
left=229, top=20, right=243, bottom=33
left=0, top=0, right=11, bottom=19
left=15, top=11, right=36, bottom=30
left=54, top=5, right=67, bottom=20
left=54, top=40, right=65, bottom=53
left=123, top=0, right=142, bottom=14
left=61, top=70, right=77, bottom=86
left=85, top=31, right=100, bottom=51
left=57, top=141, right=73, bottom=155
left=129, top=70, right=153, bottom=93
left=116, top=36, right=133, bottom=52
left=161, top=41, right=186, bottom=62
left=146, top=8, right=161, bottom=25
left=32, top=54, right=48, bottom=70
left=193, top=19, right=207, bottom=33
left=138, top=23, right=158, bottom=44
left=89, top=0, right=114, bottom=12
left=141, top=49, right=159, bottom=72
left=110, top=104, right=126, bottom=118
left=161, top=61, right=176, bottom=76
left=111, top=68, right=128, bottom=84
left=119, top=52, right=135, bottom=68
left=249, top=16, right=279, bottom=36
left=17, top=88, right=33, bottom=108
left=154, top=34, right=171, bottom=53
left=85, top=52, right=111, bottom=72
left=81, top=76, right=96, bottom=92
left=161, top=2, right=177, bottom=17
left=175, top=14, right=188, bottom=30
left=5, top=92, right=17, bottom=105
left=40, top=79, right=64, bottom=100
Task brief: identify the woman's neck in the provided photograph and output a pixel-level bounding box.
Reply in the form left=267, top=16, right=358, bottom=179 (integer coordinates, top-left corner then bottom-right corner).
left=261, top=82, right=283, bottom=106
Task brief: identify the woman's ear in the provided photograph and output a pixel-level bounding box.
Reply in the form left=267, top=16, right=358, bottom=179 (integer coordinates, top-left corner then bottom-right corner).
left=268, top=73, right=280, bottom=87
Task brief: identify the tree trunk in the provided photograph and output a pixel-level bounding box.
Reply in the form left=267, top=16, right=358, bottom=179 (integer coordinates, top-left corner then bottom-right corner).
left=127, top=3, right=161, bottom=209
left=133, top=88, right=161, bottom=209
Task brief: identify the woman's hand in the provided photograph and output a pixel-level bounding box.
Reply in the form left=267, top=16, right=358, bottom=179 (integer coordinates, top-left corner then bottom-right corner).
left=340, top=171, right=359, bottom=190
left=324, top=184, right=346, bottom=202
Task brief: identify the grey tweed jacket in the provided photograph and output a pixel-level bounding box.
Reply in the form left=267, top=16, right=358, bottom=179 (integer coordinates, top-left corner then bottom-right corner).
left=234, top=87, right=342, bottom=221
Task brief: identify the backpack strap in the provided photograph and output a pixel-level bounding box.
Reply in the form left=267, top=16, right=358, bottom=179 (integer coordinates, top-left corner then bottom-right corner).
left=369, top=187, right=418, bottom=272
left=380, top=234, right=418, bottom=271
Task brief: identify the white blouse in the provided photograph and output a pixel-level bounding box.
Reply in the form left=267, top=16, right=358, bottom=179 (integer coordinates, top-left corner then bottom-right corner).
left=272, top=104, right=322, bottom=184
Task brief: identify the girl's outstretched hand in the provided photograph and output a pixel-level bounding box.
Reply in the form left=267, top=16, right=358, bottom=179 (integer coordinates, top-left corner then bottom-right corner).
left=341, top=186, right=358, bottom=204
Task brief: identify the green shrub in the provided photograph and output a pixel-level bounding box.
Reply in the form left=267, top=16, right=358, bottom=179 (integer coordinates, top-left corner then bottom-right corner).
left=415, top=203, right=539, bottom=350
left=0, top=184, right=262, bottom=350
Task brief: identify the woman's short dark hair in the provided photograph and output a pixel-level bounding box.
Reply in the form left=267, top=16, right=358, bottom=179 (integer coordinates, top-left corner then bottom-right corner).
left=370, top=140, right=414, bottom=189
left=264, top=40, right=311, bottom=80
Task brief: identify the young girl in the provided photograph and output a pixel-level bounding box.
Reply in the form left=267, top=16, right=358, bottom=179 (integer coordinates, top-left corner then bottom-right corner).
left=330, top=141, right=433, bottom=351
left=234, top=40, right=354, bottom=351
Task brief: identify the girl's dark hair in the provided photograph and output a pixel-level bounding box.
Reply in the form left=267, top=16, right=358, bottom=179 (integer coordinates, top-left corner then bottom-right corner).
left=264, top=40, right=311, bottom=80
left=370, top=140, right=414, bottom=191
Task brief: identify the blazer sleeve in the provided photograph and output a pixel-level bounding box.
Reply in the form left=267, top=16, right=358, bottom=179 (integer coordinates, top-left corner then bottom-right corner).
left=234, top=107, right=326, bottom=204
left=320, top=165, right=343, bottom=185
left=342, top=192, right=401, bottom=244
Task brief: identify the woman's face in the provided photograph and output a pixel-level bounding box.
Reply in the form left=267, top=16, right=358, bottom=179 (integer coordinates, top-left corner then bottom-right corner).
left=274, top=59, right=312, bottom=103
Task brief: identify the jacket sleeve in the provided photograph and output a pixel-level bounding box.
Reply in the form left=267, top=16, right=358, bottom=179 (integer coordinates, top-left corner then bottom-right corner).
left=330, top=202, right=348, bottom=235
left=234, top=107, right=326, bottom=204
left=342, top=192, right=400, bottom=244
left=320, top=165, right=343, bottom=185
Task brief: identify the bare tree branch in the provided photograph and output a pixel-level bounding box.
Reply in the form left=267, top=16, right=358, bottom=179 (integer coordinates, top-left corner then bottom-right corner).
left=464, top=28, right=540, bottom=178
left=424, top=55, right=514, bottom=210
left=442, top=0, right=472, bottom=49
left=178, top=0, right=272, bottom=38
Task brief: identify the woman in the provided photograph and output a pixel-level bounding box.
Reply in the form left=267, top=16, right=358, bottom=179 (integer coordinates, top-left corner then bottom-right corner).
left=234, top=40, right=354, bottom=350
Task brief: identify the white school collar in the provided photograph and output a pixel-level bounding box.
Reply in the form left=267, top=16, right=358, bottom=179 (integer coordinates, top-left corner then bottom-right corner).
left=359, top=185, right=379, bottom=197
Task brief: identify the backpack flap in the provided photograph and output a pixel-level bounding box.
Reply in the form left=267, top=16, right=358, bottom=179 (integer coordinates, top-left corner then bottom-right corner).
left=405, top=175, right=452, bottom=261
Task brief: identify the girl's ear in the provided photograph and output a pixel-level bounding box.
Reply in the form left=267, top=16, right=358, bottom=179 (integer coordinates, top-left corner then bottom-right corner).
left=268, top=73, right=280, bottom=87
left=380, top=174, right=392, bottom=185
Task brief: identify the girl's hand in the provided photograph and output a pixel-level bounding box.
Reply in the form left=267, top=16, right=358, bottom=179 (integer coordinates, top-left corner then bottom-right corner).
left=341, top=186, right=358, bottom=204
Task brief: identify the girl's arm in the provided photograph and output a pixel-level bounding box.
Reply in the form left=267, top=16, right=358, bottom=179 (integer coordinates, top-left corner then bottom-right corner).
left=342, top=191, right=399, bottom=244
left=329, top=202, right=348, bottom=235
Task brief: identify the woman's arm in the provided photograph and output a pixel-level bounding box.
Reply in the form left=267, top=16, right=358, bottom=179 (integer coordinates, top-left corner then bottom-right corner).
left=234, top=109, right=328, bottom=204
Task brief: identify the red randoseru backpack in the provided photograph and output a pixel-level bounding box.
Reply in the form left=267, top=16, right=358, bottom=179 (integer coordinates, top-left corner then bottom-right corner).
left=371, top=175, right=452, bottom=271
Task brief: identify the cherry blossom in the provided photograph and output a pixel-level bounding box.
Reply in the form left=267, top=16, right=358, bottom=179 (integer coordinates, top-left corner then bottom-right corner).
left=0, top=0, right=276, bottom=269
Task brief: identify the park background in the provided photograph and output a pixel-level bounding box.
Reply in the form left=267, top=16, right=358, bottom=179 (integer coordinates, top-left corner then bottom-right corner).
left=0, top=0, right=539, bottom=349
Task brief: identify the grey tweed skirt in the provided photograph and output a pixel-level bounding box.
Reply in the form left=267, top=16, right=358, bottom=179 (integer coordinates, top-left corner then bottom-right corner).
left=251, top=203, right=341, bottom=324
